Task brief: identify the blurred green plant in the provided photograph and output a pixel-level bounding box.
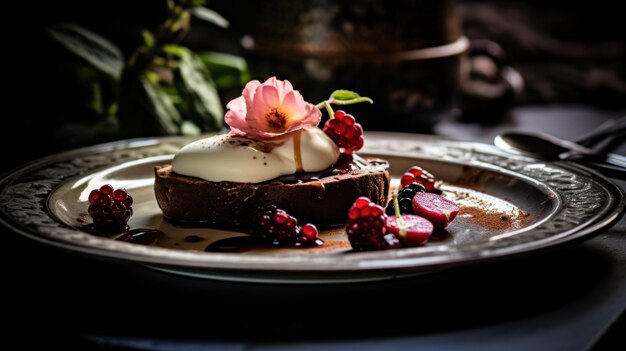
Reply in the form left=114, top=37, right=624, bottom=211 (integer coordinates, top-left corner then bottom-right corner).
left=48, top=0, right=249, bottom=141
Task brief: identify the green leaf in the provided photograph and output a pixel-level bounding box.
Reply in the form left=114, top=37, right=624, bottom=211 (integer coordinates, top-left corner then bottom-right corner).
left=140, top=77, right=181, bottom=135
left=192, top=7, right=229, bottom=28
left=174, top=47, right=224, bottom=132
left=141, top=30, right=155, bottom=47
left=181, top=121, right=202, bottom=136
left=163, top=44, right=188, bottom=58
left=330, top=90, right=374, bottom=105
left=47, top=23, right=123, bottom=80
left=198, top=52, right=250, bottom=89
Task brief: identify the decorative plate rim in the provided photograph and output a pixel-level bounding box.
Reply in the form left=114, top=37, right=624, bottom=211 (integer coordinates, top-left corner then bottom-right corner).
left=0, top=132, right=624, bottom=275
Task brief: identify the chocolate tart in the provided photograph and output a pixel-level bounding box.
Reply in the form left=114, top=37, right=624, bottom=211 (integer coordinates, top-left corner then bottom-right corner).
left=154, top=156, right=390, bottom=226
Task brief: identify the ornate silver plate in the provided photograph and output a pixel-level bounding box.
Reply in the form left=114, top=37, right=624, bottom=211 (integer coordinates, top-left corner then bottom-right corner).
left=0, top=132, right=624, bottom=283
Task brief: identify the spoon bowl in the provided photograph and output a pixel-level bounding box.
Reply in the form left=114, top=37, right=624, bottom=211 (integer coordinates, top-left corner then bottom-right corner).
left=495, top=132, right=590, bottom=160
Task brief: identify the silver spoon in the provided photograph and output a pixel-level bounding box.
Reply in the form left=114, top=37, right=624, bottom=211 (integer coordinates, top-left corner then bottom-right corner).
left=494, top=131, right=626, bottom=178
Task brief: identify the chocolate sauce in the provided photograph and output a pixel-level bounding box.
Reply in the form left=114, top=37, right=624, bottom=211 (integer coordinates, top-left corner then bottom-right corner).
left=309, top=178, right=326, bottom=200
left=271, top=154, right=387, bottom=185
left=205, top=235, right=324, bottom=253
left=205, top=236, right=260, bottom=253
left=184, top=235, right=205, bottom=243
left=116, top=228, right=164, bottom=245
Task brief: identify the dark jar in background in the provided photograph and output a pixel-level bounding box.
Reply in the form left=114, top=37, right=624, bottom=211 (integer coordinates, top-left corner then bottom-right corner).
left=215, top=0, right=466, bottom=132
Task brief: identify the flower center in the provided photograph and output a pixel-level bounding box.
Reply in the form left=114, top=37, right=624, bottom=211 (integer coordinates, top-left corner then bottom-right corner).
left=265, top=108, right=289, bottom=132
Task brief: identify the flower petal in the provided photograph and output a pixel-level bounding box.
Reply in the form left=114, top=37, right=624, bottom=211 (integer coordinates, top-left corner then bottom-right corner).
left=261, top=85, right=280, bottom=107
left=250, top=85, right=270, bottom=122
left=281, top=90, right=310, bottom=120
left=242, top=79, right=261, bottom=108
left=286, top=103, right=321, bottom=132
left=225, top=96, right=248, bottom=136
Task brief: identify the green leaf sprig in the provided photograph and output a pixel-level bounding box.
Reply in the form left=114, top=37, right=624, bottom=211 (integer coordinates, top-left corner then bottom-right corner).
left=316, top=90, right=374, bottom=117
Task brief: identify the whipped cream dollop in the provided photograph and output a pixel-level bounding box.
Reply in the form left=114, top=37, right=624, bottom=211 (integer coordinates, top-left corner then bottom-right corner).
left=172, top=127, right=340, bottom=183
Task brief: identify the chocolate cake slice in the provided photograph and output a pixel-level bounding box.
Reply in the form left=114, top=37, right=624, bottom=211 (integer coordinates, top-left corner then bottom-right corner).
left=154, top=158, right=390, bottom=226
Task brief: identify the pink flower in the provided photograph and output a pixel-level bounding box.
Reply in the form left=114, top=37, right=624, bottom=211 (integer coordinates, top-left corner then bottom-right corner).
left=225, top=77, right=321, bottom=139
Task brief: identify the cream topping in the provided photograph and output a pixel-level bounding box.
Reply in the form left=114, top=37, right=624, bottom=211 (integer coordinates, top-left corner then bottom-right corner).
left=172, top=127, right=340, bottom=183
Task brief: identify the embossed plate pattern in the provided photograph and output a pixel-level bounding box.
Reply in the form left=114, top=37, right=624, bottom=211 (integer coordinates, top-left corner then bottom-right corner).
left=0, top=132, right=624, bottom=283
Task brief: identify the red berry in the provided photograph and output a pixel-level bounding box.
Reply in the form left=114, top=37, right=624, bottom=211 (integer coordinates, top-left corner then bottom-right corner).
left=345, top=197, right=394, bottom=251
left=400, top=173, right=416, bottom=187
left=112, top=189, right=128, bottom=202
left=286, top=216, right=297, bottom=229
left=88, top=185, right=133, bottom=231
left=255, top=207, right=320, bottom=246
left=414, top=175, right=435, bottom=193
left=333, top=122, right=347, bottom=135
left=99, top=184, right=114, bottom=195
left=348, top=206, right=360, bottom=220
left=407, top=166, right=423, bottom=177
left=88, top=190, right=101, bottom=205
left=354, top=136, right=364, bottom=150
left=97, top=193, right=113, bottom=208
left=385, top=215, right=433, bottom=246
left=403, top=166, right=438, bottom=193
left=344, top=126, right=357, bottom=139
left=273, top=210, right=289, bottom=224
left=301, top=224, right=318, bottom=239
left=342, top=115, right=356, bottom=127
left=323, top=111, right=364, bottom=154
left=354, top=197, right=371, bottom=208
left=111, top=202, right=127, bottom=218
left=412, top=192, right=459, bottom=229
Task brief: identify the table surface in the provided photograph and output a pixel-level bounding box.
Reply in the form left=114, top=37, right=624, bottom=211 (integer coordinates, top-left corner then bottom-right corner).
left=3, top=104, right=625, bottom=350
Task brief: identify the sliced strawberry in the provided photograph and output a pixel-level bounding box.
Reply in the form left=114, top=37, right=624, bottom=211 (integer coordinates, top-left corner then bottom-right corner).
left=385, top=215, right=433, bottom=246
left=412, top=192, right=459, bottom=229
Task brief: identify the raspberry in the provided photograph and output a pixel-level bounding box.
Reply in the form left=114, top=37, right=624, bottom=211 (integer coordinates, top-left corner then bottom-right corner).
left=255, top=207, right=320, bottom=246
left=407, top=166, right=437, bottom=192
left=400, top=173, right=416, bottom=188
left=345, top=197, right=398, bottom=251
left=323, top=110, right=364, bottom=154
left=88, top=184, right=133, bottom=231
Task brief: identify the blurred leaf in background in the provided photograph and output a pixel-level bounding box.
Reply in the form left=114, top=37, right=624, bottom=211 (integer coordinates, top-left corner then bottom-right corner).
left=47, top=0, right=248, bottom=144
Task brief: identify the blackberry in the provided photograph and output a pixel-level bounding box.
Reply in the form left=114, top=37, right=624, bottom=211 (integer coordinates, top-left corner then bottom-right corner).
left=385, top=182, right=426, bottom=215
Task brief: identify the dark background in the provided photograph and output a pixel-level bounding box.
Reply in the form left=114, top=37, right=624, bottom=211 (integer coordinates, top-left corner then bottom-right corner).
left=3, top=1, right=625, bottom=348
left=6, top=0, right=626, bottom=171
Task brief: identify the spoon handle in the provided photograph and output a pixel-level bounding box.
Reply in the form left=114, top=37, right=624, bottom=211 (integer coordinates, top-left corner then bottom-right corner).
left=589, top=130, right=626, bottom=155
left=575, top=117, right=626, bottom=148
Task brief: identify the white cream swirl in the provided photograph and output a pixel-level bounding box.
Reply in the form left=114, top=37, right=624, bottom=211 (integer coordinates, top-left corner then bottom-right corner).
left=172, top=127, right=340, bottom=183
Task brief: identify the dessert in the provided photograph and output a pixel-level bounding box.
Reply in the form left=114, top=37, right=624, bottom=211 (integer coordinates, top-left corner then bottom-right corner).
left=154, top=77, right=390, bottom=228
left=84, top=77, right=462, bottom=252
left=76, top=79, right=525, bottom=254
